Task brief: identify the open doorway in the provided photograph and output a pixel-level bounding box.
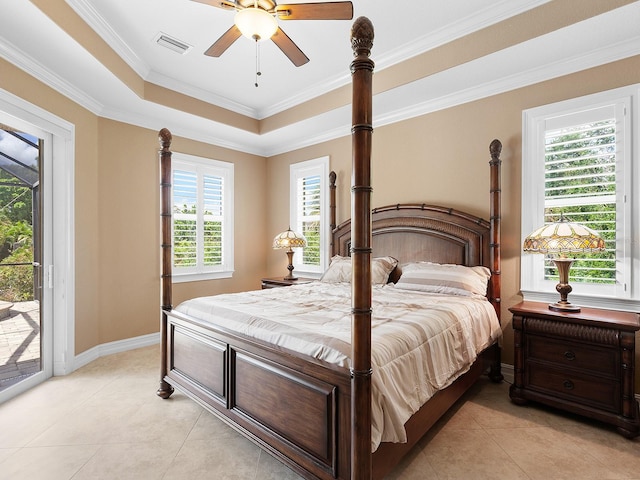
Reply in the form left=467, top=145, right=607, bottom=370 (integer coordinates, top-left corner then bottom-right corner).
left=0, top=125, right=42, bottom=392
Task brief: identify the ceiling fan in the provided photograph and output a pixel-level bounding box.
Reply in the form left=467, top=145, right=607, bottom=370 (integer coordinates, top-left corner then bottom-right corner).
left=192, top=0, right=354, bottom=67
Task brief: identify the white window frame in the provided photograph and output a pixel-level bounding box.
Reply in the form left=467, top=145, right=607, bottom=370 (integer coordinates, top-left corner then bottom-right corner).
left=290, top=157, right=330, bottom=278
left=521, top=84, right=640, bottom=311
left=172, top=152, right=234, bottom=282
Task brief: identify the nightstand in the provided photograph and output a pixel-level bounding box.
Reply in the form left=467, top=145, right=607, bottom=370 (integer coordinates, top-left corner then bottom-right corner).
left=261, top=277, right=314, bottom=289
left=509, top=300, right=640, bottom=438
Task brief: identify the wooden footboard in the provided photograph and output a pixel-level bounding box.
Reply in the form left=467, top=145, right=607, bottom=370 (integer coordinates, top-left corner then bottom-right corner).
left=162, top=308, right=500, bottom=480
left=164, top=309, right=353, bottom=480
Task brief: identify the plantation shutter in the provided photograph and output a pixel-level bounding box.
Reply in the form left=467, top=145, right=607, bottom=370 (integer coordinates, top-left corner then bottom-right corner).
left=172, top=155, right=233, bottom=278
left=297, top=174, right=321, bottom=266
left=203, top=174, right=223, bottom=266
left=173, top=169, right=197, bottom=267
left=544, top=118, right=616, bottom=284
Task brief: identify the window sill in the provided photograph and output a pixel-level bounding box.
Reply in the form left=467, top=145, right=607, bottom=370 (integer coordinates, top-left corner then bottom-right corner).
left=172, top=271, right=234, bottom=283
left=521, top=290, right=640, bottom=313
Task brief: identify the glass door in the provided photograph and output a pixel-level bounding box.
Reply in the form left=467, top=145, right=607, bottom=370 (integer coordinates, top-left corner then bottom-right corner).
left=0, top=122, right=48, bottom=396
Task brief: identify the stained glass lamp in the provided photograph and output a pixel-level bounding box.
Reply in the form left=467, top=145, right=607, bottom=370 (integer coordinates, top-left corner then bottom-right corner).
left=273, top=228, right=307, bottom=280
left=523, top=216, right=605, bottom=312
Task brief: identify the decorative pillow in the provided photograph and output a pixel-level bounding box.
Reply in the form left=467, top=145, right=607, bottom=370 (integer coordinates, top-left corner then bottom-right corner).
left=394, top=262, right=491, bottom=297
left=320, top=255, right=398, bottom=285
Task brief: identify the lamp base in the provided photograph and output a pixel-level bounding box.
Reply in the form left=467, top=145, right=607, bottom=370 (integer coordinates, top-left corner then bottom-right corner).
left=551, top=258, right=580, bottom=313
left=549, top=301, right=581, bottom=313
left=284, top=248, right=296, bottom=281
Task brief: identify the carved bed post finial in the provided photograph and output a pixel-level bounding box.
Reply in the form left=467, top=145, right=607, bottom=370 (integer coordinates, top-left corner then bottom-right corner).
left=350, top=15, right=374, bottom=480
left=158, top=127, right=174, bottom=400
left=351, top=16, right=374, bottom=60
left=159, top=127, right=172, bottom=150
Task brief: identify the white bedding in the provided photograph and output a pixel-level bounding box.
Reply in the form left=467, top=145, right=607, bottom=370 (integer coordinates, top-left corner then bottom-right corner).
left=175, top=281, right=501, bottom=450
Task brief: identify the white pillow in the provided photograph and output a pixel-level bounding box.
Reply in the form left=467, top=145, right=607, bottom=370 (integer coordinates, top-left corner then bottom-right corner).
left=394, top=262, right=491, bottom=297
left=320, top=255, right=398, bottom=285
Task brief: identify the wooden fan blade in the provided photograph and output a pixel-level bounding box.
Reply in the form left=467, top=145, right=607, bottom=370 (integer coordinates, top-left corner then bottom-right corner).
left=271, top=27, right=309, bottom=67
left=191, top=0, right=238, bottom=10
left=204, top=25, right=242, bottom=57
left=276, top=2, right=353, bottom=20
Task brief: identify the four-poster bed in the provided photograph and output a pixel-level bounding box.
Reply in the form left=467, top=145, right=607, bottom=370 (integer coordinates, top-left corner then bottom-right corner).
left=157, top=17, right=504, bottom=480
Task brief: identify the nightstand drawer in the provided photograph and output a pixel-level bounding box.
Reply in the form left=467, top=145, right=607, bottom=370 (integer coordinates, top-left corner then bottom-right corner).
left=510, top=301, right=640, bottom=438
left=527, top=363, right=620, bottom=413
left=526, top=336, right=617, bottom=377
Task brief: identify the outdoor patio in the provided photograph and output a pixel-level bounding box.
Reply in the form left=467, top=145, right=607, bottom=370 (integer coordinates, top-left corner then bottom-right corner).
left=0, top=301, right=40, bottom=391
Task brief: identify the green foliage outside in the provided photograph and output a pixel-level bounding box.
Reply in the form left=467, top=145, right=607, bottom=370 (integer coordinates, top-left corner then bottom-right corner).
left=301, top=176, right=321, bottom=266
left=0, top=170, right=34, bottom=302
left=544, top=121, right=616, bottom=285
left=173, top=203, right=223, bottom=267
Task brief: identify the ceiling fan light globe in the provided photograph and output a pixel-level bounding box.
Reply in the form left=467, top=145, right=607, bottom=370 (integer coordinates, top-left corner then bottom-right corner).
left=235, top=8, right=278, bottom=41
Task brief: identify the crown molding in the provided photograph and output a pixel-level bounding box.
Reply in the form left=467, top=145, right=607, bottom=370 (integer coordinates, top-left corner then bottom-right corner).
left=65, top=0, right=150, bottom=78
left=256, top=0, right=552, bottom=119
left=3, top=2, right=639, bottom=157
left=0, top=35, right=104, bottom=115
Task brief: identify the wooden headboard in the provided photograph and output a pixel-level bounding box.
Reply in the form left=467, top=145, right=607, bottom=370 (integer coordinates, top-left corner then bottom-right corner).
left=332, top=204, right=490, bottom=268
left=329, top=139, right=503, bottom=321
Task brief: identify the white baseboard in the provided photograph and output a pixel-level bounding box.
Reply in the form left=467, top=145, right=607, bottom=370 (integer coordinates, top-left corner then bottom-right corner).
left=72, top=332, right=160, bottom=372
left=500, top=363, right=514, bottom=384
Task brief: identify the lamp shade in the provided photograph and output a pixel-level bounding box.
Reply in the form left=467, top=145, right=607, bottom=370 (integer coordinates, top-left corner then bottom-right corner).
left=273, top=228, right=307, bottom=250
left=523, top=216, right=605, bottom=313
left=523, top=218, right=605, bottom=254
left=235, top=7, right=278, bottom=41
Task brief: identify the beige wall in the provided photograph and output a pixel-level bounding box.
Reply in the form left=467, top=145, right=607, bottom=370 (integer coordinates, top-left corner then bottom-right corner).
left=2, top=41, right=640, bottom=382
left=266, top=54, right=640, bottom=378
left=1, top=58, right=267, bottom=354
left=94, top=119, right=267, bottom=346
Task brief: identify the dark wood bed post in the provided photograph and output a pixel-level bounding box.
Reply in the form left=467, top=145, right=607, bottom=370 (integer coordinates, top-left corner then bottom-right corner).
left=157, top=127, right=174, bottom=399
left=488, top=138, right=504, bottom=383
left=329, top=170, right=337, bottom=254
left=350, top=17, right=374, bottom=480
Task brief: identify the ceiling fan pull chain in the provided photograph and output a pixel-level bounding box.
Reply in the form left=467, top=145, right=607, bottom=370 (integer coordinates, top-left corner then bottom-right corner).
left=255, top=36, right=262, bottom=87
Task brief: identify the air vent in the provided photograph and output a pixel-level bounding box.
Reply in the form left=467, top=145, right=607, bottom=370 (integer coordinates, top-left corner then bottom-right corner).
left=154, top=33, right=192, bottom=55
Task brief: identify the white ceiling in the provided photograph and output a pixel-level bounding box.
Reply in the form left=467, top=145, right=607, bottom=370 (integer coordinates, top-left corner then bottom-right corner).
left=1, top=1, right=640, bottom=156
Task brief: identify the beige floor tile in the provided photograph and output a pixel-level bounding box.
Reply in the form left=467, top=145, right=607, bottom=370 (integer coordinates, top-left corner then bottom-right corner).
left=163, top=436, right=261, bottom=480
left=255, top=449, right=306, bottom=480
left=101, top=393, right=203, bottom=445
left=27, top=400, right=142, bottom=447
left=422, top=428, right=530, bottom=479
left=383, top=445, right=438, bottom=479
left=487, top=425, right=624, bottom=480
left=185, top=407, right=240, bottom=442
left=0, top=445, right=100, bottom=480
left=2, top=346, right=637, bottom=480
left=553, top=422, right=640, bottom=479
left=0, top=448, right=18, bottom=464
left=71, top=440, right=183, bottom=480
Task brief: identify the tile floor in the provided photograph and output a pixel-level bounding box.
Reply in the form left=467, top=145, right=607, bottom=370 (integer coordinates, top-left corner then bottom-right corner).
left=0, top=301, right=40, bottom=391
left=0, top=345, right=639, bottom=479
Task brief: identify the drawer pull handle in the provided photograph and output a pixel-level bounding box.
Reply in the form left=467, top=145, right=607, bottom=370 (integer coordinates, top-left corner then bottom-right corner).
left=563, top=380, right=574, bottom=390
left=563, top=351, right=576, bottom=361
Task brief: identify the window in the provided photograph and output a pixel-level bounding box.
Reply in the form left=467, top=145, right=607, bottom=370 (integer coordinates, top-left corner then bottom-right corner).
left=521, top=85, right=639, bottom=310
left=172, top=153, right=234, bottom=282
left=290, top=157, right=329, bottom=277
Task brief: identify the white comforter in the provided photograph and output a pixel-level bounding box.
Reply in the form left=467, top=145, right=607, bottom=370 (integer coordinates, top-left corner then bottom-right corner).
left=175, top=282, right=501, bottom=450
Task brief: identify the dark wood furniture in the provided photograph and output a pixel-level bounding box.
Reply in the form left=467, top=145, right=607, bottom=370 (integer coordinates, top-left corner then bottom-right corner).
left=261, top=277, right=314, bottom=289
left=509, top=300, right=640, bottom=438
left=156, top=17, right=504, bottom=480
